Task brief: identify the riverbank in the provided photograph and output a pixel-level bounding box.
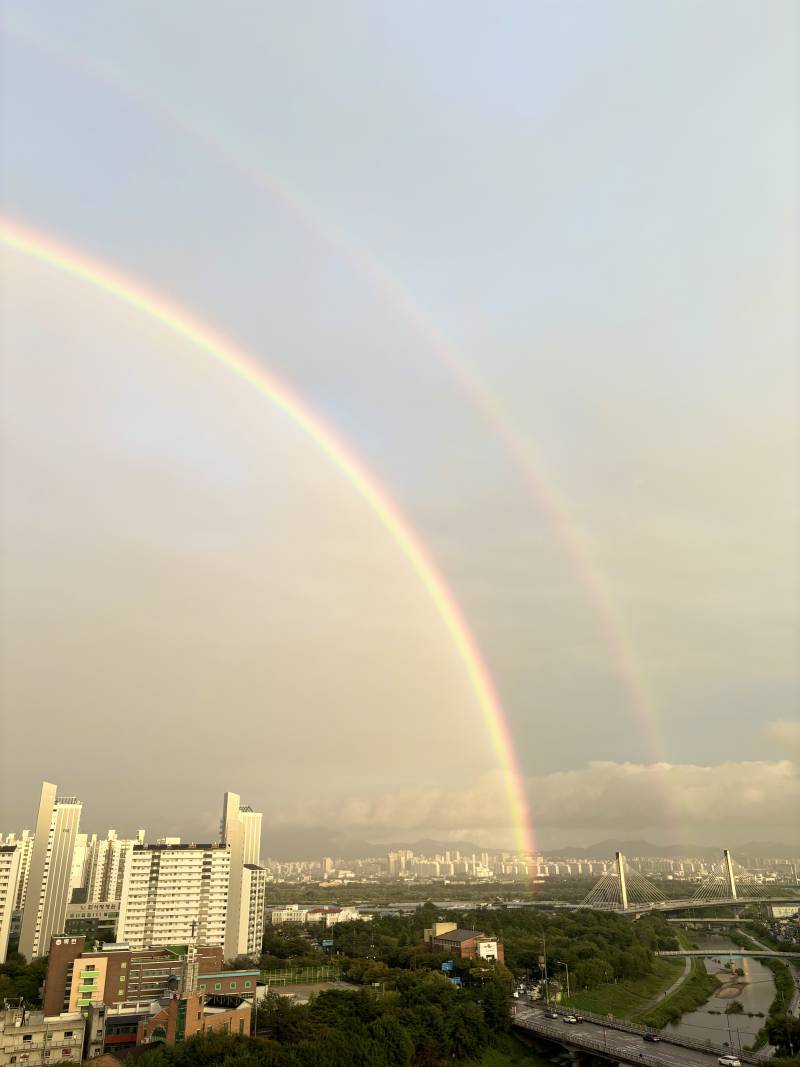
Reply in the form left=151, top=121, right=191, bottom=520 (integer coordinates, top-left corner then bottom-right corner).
left=479, top=1033, right=549, bottom=1065
left=730, top=928, right=794, bottom=1052
left=640, top=958, right=720, bottom=1028
left=563, top=957, right=685, bottom=1020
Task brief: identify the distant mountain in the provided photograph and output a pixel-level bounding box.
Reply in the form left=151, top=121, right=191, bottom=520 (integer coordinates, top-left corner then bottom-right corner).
left=265, top=832, right=499, bottom=862
left=544, top=840, right=799, bottom=861
left=264, top=830, right=799, bottom=864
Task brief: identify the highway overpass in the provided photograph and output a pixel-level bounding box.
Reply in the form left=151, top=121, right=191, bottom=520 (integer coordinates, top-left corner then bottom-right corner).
left=513, top=1003, right=765, bottom=1066
left=658, top=948, right=799, bottom=959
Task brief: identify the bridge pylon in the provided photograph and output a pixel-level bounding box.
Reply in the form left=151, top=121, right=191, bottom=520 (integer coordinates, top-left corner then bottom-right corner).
left=616, top=851, right=629, bottom=910
left=581, top=855, right=663, bottom=911
left=723, top=848, right=737, bottom=900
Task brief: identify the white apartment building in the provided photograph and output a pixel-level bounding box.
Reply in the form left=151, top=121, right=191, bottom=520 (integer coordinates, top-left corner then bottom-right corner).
left=84, top=830, right=143, bottom=903
left=221, top=793, right=265, bottom=959
left=19, top=783, right=83, bottom=960
left=0, top=846, right=21, bottom=963
left=116, top=843, right=230, bottom=950
left=0, top=832, right=35, bottom=913
left=240, top=864, right=267, bottom=956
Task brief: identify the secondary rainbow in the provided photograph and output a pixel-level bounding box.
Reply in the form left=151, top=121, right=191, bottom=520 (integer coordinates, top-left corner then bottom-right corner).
left=1, top=215, right=536, bottom=860
left=11, top=21, right=668, bottom=771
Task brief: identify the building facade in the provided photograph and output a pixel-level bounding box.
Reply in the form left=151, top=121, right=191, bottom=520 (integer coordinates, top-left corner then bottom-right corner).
left=423, top=923, right=504, bottom=962
left=19, top=783, right=83, bottom=960
left=0, top=1007, right=85, bottom=1067
left=42, top=936, right=228, bottom=1015
left=220, top=793, right=264, bottom=959
left=0, top=846, right=21, bottom=963
left=115, top=844, right=230, bottom=950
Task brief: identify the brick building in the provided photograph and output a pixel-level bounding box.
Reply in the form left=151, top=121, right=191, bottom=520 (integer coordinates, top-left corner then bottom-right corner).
left=423, top=922, right=504, bottom=962
left=42, top=937, right=230, bottom=1015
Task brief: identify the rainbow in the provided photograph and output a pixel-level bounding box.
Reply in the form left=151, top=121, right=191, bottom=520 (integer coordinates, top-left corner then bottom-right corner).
left=6, top=20, right=668, bottom=771
left=1, top=215, right=537, bottom=859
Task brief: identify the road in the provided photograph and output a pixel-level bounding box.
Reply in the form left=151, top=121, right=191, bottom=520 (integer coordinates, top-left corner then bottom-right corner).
left=658, top=949, right=799, bottom=959
left=513, top=1003, right=754, bottom=1066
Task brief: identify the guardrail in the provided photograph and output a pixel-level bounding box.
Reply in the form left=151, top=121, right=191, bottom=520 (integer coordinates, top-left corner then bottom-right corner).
left=513, top=1006, right=767, bottom=1064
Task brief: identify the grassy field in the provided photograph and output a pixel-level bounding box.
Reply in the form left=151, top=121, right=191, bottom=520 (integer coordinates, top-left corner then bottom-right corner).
left=478, top=1033, right=550, bottom=1065
left=564, top=957, right=684, bottom=1019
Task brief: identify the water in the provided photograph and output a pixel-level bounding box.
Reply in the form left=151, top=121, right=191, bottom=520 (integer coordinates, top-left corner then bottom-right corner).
left=665, top=934, right=776, bottom=1054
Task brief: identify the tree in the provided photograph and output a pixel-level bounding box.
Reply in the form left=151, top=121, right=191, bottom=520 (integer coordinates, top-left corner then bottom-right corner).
left=368, top=1016, right=414, bottom=1066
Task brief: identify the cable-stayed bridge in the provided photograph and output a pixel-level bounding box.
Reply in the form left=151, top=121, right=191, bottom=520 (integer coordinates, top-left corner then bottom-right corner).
left=577, top=849, right=799, bottom=914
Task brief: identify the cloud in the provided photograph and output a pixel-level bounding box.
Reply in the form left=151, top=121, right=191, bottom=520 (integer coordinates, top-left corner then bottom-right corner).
left=767, top=719, right=800, bottom=761
left=273, top=757, right=799, bottom=838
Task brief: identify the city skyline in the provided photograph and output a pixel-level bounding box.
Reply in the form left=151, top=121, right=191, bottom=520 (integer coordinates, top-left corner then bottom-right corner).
left=1, top=2, right=798, bottom=850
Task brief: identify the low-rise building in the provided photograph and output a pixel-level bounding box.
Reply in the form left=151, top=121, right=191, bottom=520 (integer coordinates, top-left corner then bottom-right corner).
left=43, top=936, right=225, bottom=1015
left=423, top=922, right=504, bottom=962
left=0, top=1007, right=86, bottom=1067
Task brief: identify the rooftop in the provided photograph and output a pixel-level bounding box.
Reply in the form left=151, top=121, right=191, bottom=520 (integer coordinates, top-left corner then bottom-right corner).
left=431, top=929, right=484, bottom=943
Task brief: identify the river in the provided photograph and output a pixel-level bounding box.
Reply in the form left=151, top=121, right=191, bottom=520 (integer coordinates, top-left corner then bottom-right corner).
left=665, top=934, right=776, bottom=1054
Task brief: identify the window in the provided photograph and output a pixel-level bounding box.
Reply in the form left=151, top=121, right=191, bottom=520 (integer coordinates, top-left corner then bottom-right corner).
left=214, top=983, right=221, bottom=990
left=230, top=982, right=237, bottom=989
left=198, top=984, right=206, bottom=990
left=22, top=1035, right=32, bottom=1042
left=244, top=981, right=251, bottom=988
left=63, top=1033, right=73, bottom=1039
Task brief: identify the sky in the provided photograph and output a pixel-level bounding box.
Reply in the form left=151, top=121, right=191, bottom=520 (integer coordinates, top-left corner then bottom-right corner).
left=1, top=1, right=798, bottom=852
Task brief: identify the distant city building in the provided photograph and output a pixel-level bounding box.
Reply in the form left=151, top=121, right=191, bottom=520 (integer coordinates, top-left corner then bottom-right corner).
left=19, top=783, right=83, bottom=960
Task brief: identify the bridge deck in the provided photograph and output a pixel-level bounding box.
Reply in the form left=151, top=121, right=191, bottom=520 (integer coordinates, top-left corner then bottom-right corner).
left=513, top=1003, right=763, bottom=1066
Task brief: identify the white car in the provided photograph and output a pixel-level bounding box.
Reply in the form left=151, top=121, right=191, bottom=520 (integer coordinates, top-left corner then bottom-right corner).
left=563, top=1015, right=578, bottom=1024
left=718, top=1058, right=741, bottom=1067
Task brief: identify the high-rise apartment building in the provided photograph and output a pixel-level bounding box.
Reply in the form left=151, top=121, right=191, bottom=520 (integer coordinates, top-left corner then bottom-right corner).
left=18, top=783, right=83, bottom=960
left=67, top=833, right=89, bottom=899
left=84, top=829, right=143, bottom=903
left=221, top=793, right=264, bottom=959
left=0, top=831, right=35, bottom=913
left=239, top=864, right=267, bottom=956
left=0, top=846, right=22, bottom=963
left=116, top=843, right=230, bottom=950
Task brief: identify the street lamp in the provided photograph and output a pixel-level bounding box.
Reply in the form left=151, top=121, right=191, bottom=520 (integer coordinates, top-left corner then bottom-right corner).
left=555, top=960, right=571, bottom=999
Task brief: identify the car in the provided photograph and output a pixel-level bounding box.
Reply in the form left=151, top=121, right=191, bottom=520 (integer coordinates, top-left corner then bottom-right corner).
left=718, top=1058, right=741, bottom=1067
left=573, top=1015, right=585, bottom=1023
left=544, top=1010, right=559, bottom=1019
left=643, top=1033, right=661, bottom=1043
left=563, top=1015, right=578, bottom=1024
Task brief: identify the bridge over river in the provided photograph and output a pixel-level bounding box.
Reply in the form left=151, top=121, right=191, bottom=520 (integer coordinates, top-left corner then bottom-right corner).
left=658, top=948, right=800, bottom=959
left=513, top=1003, right=767, bottom=1066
